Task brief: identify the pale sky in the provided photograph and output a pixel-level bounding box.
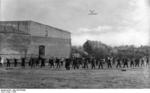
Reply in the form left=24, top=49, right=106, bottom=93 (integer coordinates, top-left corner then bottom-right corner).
left=1, top=0, right=150, bottom=46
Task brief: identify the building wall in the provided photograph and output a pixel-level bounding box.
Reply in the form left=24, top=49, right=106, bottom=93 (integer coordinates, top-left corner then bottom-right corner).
left=29, top=21, right=71, bottom=39
left=0, top=21, right=30, bottom=34
left=0, top=32, right=30, bottom=58
left=27, top=36, right=71, bottom=58
left=28, top=21, right=71, bottom=58
left=0, top=21, right=71, bottom=58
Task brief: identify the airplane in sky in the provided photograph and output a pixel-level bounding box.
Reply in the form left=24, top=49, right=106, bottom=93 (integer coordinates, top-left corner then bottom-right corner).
left=88, top=10, right=98, bottom=15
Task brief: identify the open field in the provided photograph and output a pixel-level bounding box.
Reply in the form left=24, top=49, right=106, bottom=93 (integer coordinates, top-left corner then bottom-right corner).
left=0, top=67, right=150, bottom=88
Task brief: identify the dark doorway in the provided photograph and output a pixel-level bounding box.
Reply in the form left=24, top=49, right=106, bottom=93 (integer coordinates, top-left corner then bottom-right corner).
left=39, top=45, right=45, bottom=58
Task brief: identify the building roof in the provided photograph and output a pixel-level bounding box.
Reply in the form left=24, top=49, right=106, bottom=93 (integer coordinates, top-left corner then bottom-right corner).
left=0, top=20, right=71, bottom=34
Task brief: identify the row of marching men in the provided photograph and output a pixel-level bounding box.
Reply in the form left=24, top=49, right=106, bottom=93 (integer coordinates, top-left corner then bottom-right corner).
left=0, top=56, right=66, bottom=68
left=0, top=56, right=149, bottom=70
left=67, top=56, right=150, bottom=70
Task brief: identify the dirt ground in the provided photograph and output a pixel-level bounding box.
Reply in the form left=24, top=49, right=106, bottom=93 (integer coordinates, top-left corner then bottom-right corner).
left=0, top=66, right=150, bottom=88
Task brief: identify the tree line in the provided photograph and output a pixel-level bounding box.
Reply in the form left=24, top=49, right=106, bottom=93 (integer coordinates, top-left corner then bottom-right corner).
left=72, top=40, right=150, bottom=58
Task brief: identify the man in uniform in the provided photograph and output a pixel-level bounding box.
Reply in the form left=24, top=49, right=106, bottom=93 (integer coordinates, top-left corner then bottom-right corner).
left=146, top=57, right=149, bottom=66
left=83, top=58, right=88, bottom=69
left=6, top=58, right=10, bottom=67
left=14, top=58, right=18, bottom=67
left=65, top=58, right=70, bottom=70
left=73, top=58, right=80, bottom=69
left=91, top=58, right=96, bottom=69
left=49, top=58, right=54, bottom=68
left=107, top=57, right=112, bottom=69
left=21, top=57, right=26, bottom=68
left=123, top=58, right=128, bottom=68
left=41, top=58, right=45, bottom=68
left=116, top=58, right=121, bottom=68
left=130, top=58, right=134, bottom=67
left=60, top=58, right=64, bottom=67
left=98, top=58, right=103, bottom=69
left=135, top=58, right=140, bottom=67
left=30, top=57, right=34, bottom=68
left=56, top=58, right=61, bottom=68
left=35, top=58, right=40, bottom=67
left=141, top=58, right=144, bottom=67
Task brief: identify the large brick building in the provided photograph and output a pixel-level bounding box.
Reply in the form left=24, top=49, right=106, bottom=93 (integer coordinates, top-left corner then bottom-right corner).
left=0, top=20, right=71, bottom=58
